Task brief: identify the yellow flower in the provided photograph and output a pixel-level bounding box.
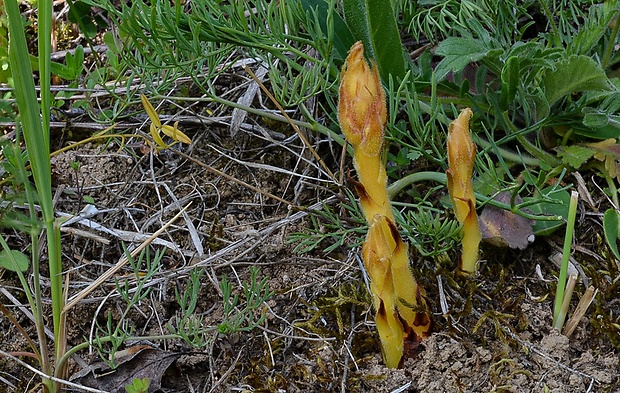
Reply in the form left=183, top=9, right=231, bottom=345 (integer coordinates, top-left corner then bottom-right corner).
left=141, top=94, right=192, bottom=149
left=338, top=41, right=386, bottom=158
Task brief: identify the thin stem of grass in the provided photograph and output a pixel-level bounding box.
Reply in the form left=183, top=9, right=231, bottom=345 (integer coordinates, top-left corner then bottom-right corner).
left=475, top=137, right=540, bottom=167
left=602, top=9, right=620, bottom=69
left=552, top=190, right=579, bottom=330
left=502, top=112, right=559, bottom=167
left=538, top=0, right=561, bottom=47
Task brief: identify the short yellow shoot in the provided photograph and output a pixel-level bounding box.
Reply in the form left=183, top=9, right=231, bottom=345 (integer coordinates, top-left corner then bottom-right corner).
left=446, top=108, right=481, bottom=274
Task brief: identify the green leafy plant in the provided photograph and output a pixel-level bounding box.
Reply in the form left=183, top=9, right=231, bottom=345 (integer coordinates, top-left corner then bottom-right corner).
left=92, top=246, right=161, bottom=369
left=218, top=266, right=273, bottom=334
left=125, top=377, right=150, bottom=393
left=166, top=266, right=273, bottom=348
left=288, top=189, right=367, bottom=254
left=402, top=207, right=460, bottom=259
left=169, top=267, right=210, bottom=348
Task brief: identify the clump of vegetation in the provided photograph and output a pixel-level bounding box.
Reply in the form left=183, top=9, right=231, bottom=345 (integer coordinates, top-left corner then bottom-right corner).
left=2, top=0, right=620, bottom=390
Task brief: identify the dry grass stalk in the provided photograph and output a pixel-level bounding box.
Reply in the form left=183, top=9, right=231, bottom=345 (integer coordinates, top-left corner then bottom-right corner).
left=446, top=108, right=481, bottom=274
left=564, top=285, right=598, bottom=337
left=339, top=41, right=431, bottom=368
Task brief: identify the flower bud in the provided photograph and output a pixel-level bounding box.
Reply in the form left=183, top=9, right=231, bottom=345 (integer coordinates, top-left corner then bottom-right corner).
left=447, top=108, right=476, bottom=223
left=338, top=41, right=387, bottom=157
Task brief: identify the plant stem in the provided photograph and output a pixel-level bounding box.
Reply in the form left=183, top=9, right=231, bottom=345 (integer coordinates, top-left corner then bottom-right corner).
left=603, top=169, right=620, bottom=210
left=171, top=95, right=347, bottom=147
left=502, top=112, right=559, bottom=167
left=0, top=287, right=41, bottom=361
left=475, top=136, right=540, bottom=167
left=538, top=0, right=561, bottom=48
left=602, top=8, right=620, bottom=69
left=552, top=190, right=579, bottom=330
left=388, top=171, right=447, bottom=198
left=388, top=171, right=564, bottom=222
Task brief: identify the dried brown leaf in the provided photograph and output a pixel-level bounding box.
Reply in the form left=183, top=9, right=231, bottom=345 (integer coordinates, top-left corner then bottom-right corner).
left=479, top=192, right=534, bottom=250
left=70, top=346, right=180, bottom=393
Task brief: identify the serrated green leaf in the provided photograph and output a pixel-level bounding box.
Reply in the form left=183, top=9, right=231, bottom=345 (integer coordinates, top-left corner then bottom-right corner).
left=556, top=145, right=596, bottom=168
left=434, top=37, right=491, bottom=81
left=544, top=55, right=612, bottom=105
left=603, top=208, right=620, bottom=261
left=343, top=0, right=406, bottom=83
left=0, top=249, right=29, bottom=272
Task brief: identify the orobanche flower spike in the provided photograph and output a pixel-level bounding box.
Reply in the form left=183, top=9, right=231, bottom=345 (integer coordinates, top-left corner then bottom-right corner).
left=446, top=108, right=481, bottom=274
left=339, top=41, right=431, bottom=368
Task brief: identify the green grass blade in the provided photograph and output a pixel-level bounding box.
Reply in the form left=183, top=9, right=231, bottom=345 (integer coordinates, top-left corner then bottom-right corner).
left=300, top=0, right=355, bottom=64
left=5, top=1, right=44, bottom=156
left=603, top=208, right=620, bottom=261
left=39, top=0, right=52, bottom=151
left=552, top=191, right=579, bottom=330
left=6, top=0, right=63, bottom=361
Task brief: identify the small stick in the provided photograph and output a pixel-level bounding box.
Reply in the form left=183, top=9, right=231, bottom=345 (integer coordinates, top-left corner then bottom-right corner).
left=556, top=273, right=578, bottom=331
left=564, top=286, right=598, bottom=338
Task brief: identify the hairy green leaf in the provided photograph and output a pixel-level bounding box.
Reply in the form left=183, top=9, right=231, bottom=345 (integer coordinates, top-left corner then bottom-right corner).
left=577, top=111, right=620, bottom=139
left=343, top=0, right=406, bottom=82
left=544, top=55, right=612, bottom=105
left=526, top=188, right=571, bottom=236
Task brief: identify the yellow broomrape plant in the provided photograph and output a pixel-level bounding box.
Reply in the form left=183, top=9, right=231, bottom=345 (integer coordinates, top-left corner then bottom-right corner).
left=339, top=41, right=431, bottom=368
left=446, top=108, right=481, bottom=274
left=141, top=94, right=192, bottom=149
